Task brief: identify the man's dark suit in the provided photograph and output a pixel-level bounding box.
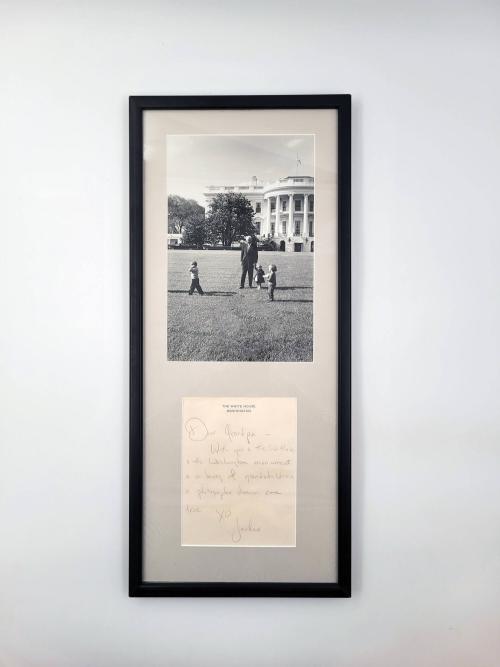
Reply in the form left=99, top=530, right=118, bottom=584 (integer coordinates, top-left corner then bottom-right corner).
left=240, top=240, right=258, bottom=288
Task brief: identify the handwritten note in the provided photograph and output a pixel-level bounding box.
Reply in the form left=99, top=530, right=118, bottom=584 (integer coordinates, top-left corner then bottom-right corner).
left=182, top=397, right=297, bottom=547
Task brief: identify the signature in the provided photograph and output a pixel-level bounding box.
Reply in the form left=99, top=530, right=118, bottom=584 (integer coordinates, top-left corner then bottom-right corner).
left=231, top=517, right=261, bottom=543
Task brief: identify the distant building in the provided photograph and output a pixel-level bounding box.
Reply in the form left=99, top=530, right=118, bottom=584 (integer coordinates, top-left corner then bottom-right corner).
left=167, top=233, right=183, bottom=246
left=203, top=175, right=314, bottom=252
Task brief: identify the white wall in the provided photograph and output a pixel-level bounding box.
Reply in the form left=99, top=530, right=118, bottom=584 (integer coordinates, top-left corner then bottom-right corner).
left=1, top=1, right=499, bottom=665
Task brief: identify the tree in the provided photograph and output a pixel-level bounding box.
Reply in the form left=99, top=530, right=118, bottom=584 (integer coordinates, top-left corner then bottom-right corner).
left=206, top=193, right=256, bottom=247
left=168, top=195, right=205, bottom=236
left=183, top=211, right=209, bottom=247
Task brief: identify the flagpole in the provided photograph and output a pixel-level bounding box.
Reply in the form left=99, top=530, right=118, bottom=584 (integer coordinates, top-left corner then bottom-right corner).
left=296, top=152, right=302, bottom=175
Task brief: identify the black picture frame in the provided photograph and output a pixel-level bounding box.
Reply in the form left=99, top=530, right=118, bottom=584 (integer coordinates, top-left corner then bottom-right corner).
left=129, top=95, right=351, bottom=597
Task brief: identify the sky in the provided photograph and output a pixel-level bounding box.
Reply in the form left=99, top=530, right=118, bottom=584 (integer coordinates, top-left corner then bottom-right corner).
left=166, top=134, right=314, bottom=207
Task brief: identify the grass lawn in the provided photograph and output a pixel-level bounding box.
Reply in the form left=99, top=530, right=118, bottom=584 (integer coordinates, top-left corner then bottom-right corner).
left=167, top=250, right=313, bottom=362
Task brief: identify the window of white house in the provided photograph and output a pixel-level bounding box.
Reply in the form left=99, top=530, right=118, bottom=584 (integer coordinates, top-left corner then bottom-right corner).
left=271, top=201, right=276, bottom=212
left=294, top=219, right=301, bottom=235
left=308, top=220, right=314, bottom=237
left=282, top=221, right=287, bottom=235
left=256, top=202, right=261, bottom=213
left=295, top=199, right=301, bottom=211
left=309, top=197, right=314, bottom=212
left=255, top=220, right=261, bottom=233
left=282, top=200, right=287, bottom=211
left=270, top=223, right=275, bottom=235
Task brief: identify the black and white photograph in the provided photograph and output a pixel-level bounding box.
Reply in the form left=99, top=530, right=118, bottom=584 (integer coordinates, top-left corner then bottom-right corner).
left=166, top=134, right=315, bottom=362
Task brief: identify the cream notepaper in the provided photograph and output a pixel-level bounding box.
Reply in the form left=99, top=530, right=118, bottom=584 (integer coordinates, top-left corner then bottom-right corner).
left=182, top=397, right=297, bottom=547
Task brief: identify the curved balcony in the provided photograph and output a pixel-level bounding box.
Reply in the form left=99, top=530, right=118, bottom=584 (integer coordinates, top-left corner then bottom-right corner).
left=263, top=175, right=314, bottom=197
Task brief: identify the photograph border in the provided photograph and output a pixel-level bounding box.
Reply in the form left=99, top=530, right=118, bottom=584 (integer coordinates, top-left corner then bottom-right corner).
left=129, top=95, right=351, bottom=597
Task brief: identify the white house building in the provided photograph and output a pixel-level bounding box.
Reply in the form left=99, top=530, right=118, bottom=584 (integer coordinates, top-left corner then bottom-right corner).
left=203, top=175, right=314, bottom=252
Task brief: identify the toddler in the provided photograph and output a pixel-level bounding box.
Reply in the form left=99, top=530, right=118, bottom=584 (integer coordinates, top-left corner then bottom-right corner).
left=266, top=264, right=277, bottom=301
left=255, top=263, right=265, bottom=289
left=188, top=261, right=204, bottom=295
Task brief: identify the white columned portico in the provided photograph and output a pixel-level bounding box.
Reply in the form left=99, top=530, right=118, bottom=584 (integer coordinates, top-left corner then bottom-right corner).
left=288, top=194, right=293, bottom=237
left=303, top=194, right=309, bottom=235
left=275, top=194, right=280, bottom=237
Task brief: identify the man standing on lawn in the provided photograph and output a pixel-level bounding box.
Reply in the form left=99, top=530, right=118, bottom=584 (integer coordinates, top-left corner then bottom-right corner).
left=240, top=235, right=258, bottom=289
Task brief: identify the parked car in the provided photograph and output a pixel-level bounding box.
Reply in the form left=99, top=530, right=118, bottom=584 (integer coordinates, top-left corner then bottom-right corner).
left=257, top=240, right=277, bottom=251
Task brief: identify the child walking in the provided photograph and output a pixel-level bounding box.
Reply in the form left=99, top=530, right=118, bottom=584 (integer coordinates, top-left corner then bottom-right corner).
left=255, top=263, right=265, bottom=289
left=188, top=261, right=204, bottom=295
left=266, top=264, right=277, bottom=301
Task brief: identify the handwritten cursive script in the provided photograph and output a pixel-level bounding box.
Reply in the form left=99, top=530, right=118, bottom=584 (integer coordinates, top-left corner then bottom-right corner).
left=182, top=397, right=297, bottom=547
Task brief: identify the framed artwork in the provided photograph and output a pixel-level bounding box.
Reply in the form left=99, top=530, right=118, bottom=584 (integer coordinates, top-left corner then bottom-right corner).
left=129, top=95, right=351, bottom=596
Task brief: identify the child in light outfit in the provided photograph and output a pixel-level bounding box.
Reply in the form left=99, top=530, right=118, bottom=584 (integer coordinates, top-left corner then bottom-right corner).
left=188, top=261, right=204, bottom=295
left=255, top=263, right=265, bottom=289
left=265, top=264, right=277, bottom=301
